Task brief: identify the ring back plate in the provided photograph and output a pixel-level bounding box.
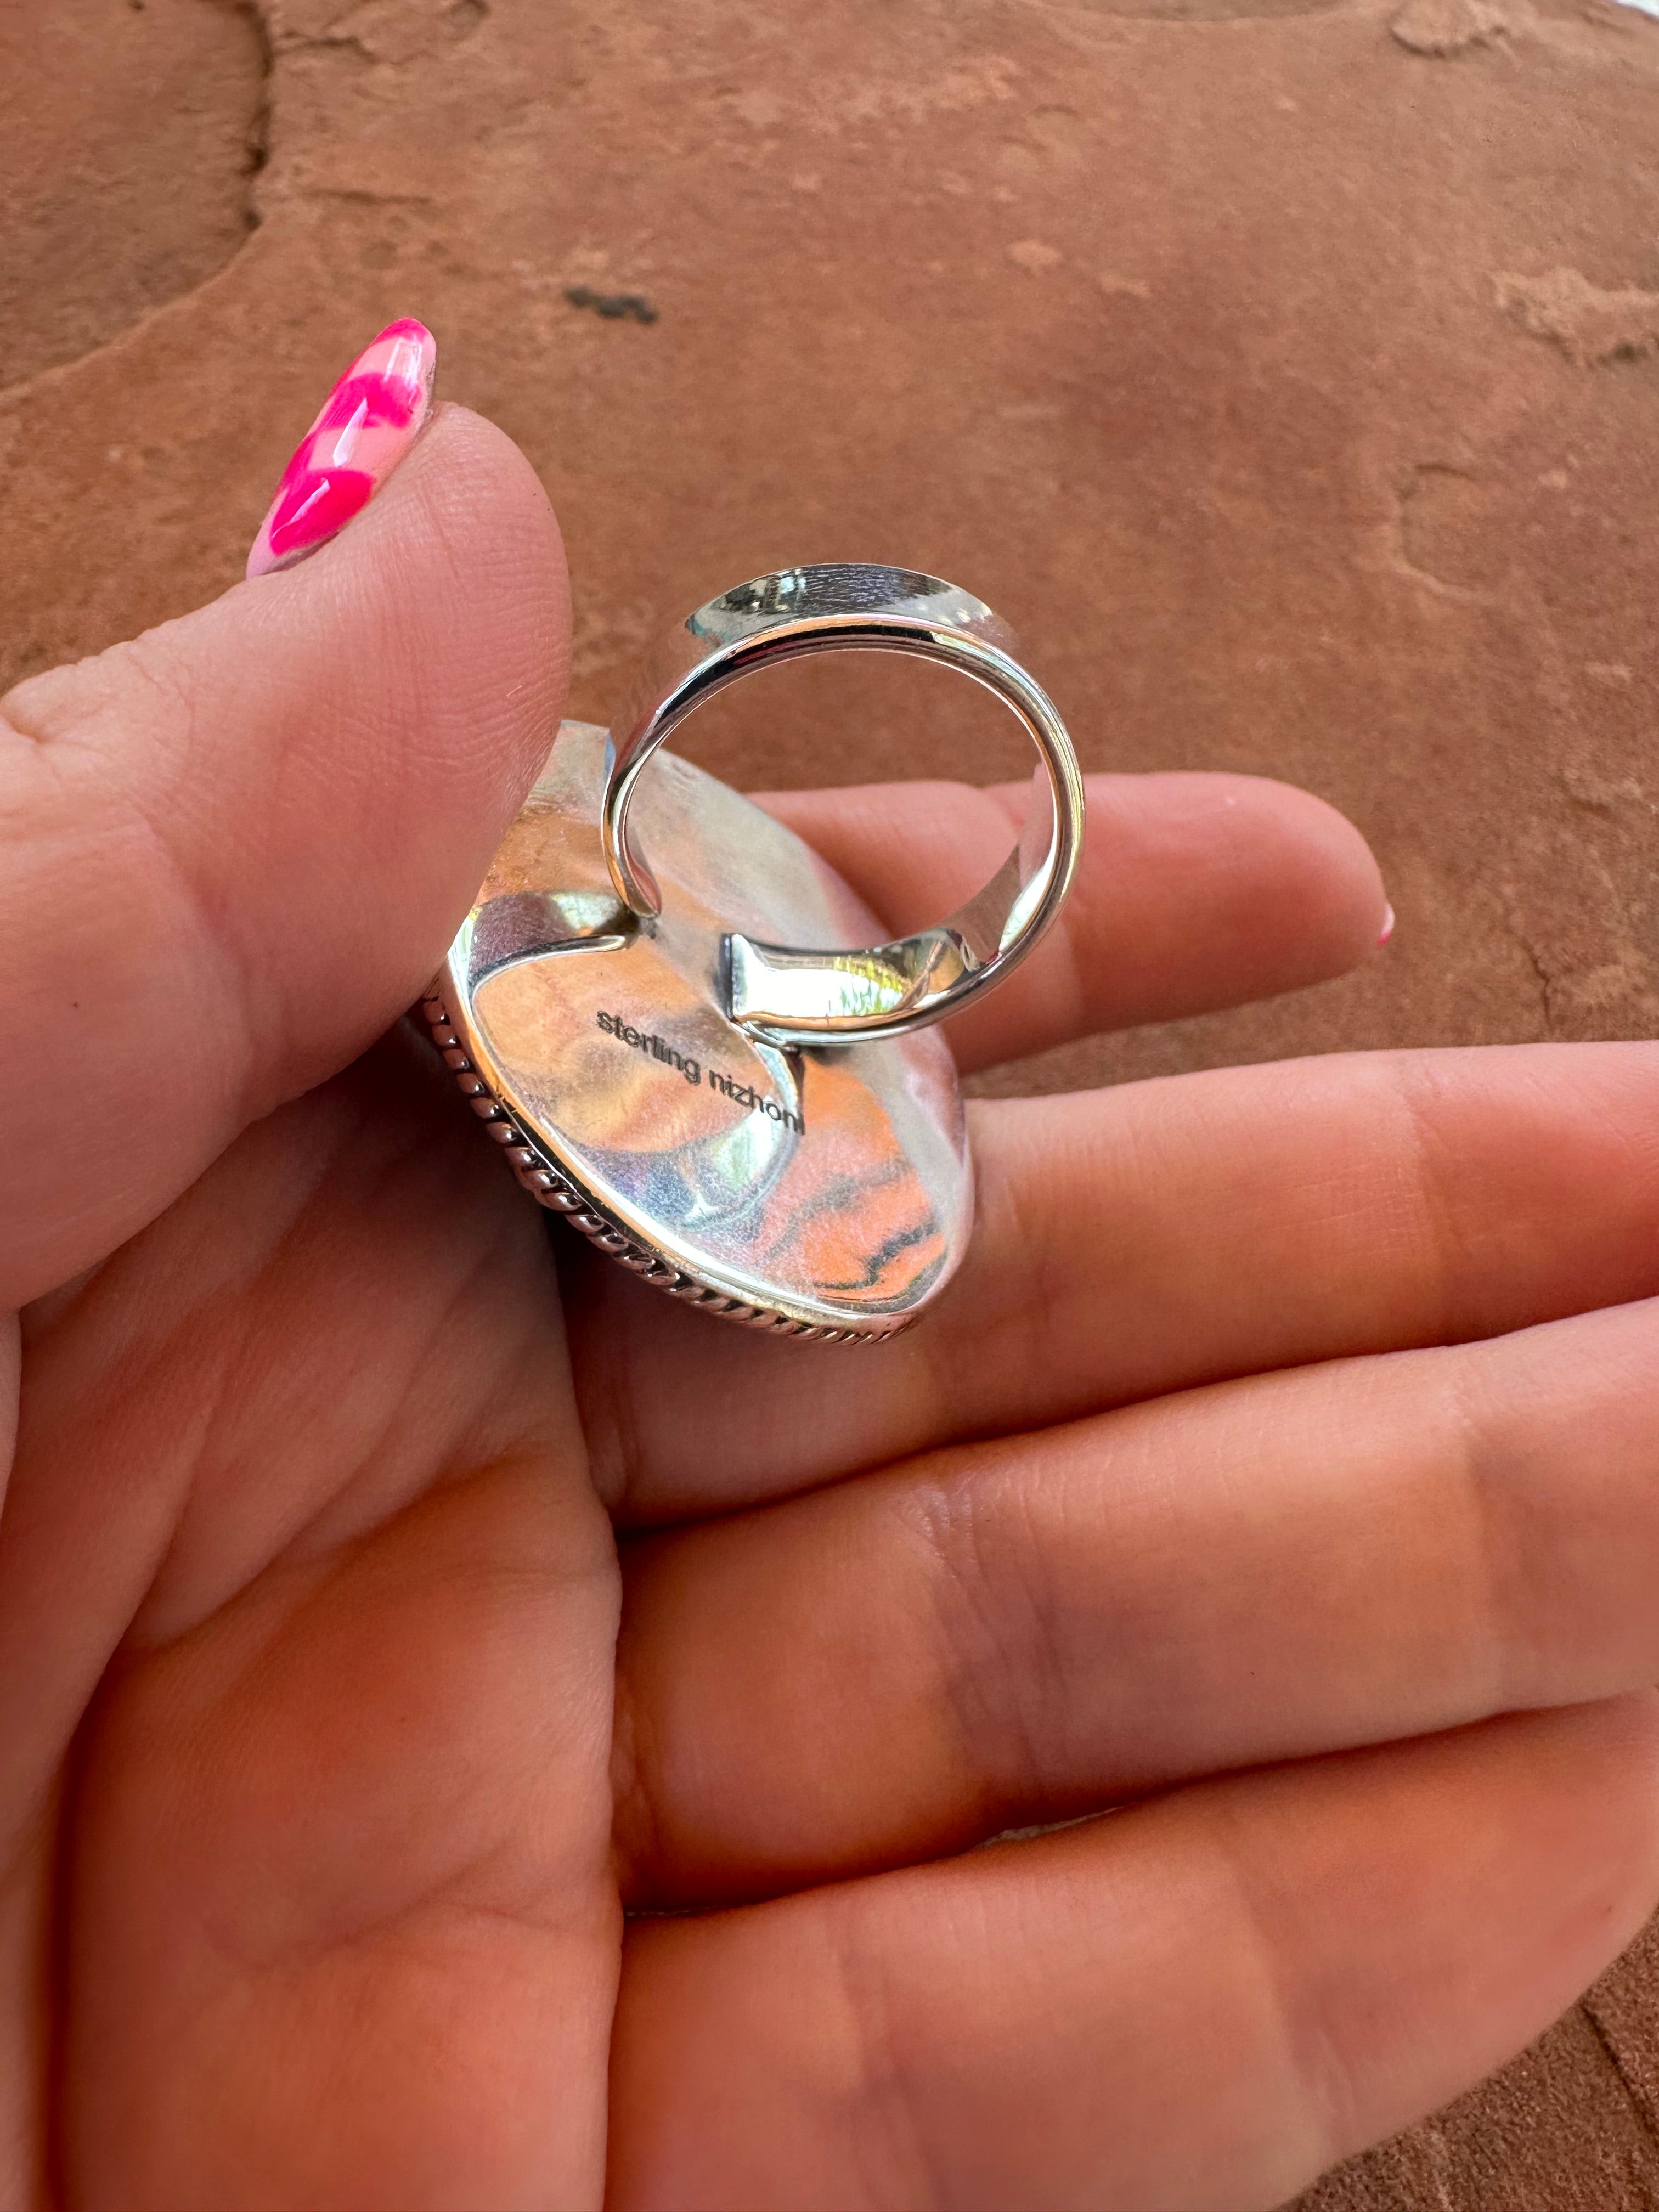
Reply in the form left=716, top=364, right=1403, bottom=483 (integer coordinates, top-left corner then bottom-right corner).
left=425, top=722, right=971, bottom=1341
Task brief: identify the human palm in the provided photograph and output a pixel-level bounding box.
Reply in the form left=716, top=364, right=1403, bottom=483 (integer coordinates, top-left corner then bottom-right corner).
left=4, top=412, right=1657, bottom=2211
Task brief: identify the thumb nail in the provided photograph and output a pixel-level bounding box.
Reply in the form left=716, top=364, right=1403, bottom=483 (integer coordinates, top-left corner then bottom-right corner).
left=1377, top=902, right=1396, bottom=947
left=246, top=318, right=437, bottom=580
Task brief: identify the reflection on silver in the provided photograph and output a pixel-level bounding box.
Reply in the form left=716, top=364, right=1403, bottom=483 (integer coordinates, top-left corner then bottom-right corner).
left=461, top=888, right=633, bottom=984
left=602, top=563, right=1085, bottom=1045
left=430, top=723, right=972, bottom=1340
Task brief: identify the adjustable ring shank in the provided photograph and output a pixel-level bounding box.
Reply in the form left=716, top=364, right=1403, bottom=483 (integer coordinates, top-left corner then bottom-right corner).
left=602, top=565, right=1085, bottom=1046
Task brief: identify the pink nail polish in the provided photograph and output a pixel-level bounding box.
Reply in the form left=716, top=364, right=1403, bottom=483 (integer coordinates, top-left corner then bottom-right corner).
left=1378, top=902, right=1396, bottom=947
left=246, top=318, right=436, bottom=579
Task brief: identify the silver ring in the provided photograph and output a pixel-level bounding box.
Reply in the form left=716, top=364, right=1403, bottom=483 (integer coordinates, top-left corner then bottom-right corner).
left=601, top=563, right=1085, bottom=1045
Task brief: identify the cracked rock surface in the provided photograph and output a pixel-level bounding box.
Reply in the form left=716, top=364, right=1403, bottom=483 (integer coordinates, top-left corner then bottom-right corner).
left=2, top=0, right=1658, bottom=2202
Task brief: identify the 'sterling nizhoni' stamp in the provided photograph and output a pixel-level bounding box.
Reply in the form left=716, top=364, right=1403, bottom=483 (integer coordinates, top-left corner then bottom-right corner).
left=595, top=1011, right=805, bottom=1134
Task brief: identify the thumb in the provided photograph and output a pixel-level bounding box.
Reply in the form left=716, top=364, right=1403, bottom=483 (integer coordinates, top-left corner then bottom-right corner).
left=0, top=388, right=568, bottom=1310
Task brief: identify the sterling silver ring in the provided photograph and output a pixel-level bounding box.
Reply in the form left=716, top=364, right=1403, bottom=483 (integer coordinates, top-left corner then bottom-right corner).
left=601, top=563, right=1085, bottom=1046
left=428, top=562, right=1084, bottom=1341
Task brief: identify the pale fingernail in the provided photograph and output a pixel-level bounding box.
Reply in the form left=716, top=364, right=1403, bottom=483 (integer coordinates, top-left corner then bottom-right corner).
left=1378, top=902, right=1396, bottom=947
left=245, top=318, right=437, bottom=580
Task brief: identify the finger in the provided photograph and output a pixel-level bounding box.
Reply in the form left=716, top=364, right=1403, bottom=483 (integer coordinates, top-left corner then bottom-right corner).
left=572, top=1041, right=1659, bottom=1520
left=607, top=1700, right=1659, bottom=2212
left=614, top=1294, right=1659, bottom=1903
left=758, top=771, right=1387, bottom=1075
left=0, top=405, right=566, bottom=1308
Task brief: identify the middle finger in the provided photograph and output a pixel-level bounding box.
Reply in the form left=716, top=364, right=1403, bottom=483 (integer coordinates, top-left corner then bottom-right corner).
left=574, top=1041, right=1659, bottom=1520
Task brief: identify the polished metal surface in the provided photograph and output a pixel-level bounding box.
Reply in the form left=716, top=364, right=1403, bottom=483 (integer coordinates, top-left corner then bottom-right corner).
left=431, top=721, right=971, bottom=1340
left=602, top=564, right=1086, bottom=1046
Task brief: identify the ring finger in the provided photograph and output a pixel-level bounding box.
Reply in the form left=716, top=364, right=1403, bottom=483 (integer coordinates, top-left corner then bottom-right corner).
left=614, top=1290, right=1659, bottom=1904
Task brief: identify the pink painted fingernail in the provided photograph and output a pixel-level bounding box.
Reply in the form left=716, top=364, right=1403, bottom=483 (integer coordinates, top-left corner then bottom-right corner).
left=246, top=318, right=436, bottom=579
left=1378, top=902, right=1396, bottom=947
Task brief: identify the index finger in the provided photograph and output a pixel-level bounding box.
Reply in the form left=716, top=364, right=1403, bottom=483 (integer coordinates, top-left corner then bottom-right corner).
left=759, top=770, right=1386, bottom=1075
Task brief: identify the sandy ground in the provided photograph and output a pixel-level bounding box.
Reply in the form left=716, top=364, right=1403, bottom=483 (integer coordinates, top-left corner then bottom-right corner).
left=3, top=0, right=1658, bottom=2199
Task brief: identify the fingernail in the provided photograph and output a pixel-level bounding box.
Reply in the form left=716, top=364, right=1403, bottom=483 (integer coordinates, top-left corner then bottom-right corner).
left=246, top=318, right=436, bottom=580
left=1378, top=902, right=1396, bottom=947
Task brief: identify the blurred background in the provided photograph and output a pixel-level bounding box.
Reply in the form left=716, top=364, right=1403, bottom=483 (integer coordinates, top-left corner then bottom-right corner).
left=2, top=0, right=1657, bottom=2198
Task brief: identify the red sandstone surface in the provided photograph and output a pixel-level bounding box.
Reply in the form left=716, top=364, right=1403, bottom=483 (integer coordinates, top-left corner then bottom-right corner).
left=2, top=0, right=1657, bottom=2199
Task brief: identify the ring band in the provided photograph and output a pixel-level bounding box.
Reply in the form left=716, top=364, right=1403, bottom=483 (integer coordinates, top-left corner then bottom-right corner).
left=601, top=563, right=1085, bottom=1045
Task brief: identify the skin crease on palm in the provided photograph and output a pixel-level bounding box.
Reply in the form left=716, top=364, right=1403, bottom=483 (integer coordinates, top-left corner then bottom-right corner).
left=2, top=409, right=1658, bottom=2212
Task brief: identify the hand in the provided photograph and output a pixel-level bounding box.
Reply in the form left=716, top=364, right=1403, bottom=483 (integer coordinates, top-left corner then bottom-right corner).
left=4, top=409, right=1656, bottom=2212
